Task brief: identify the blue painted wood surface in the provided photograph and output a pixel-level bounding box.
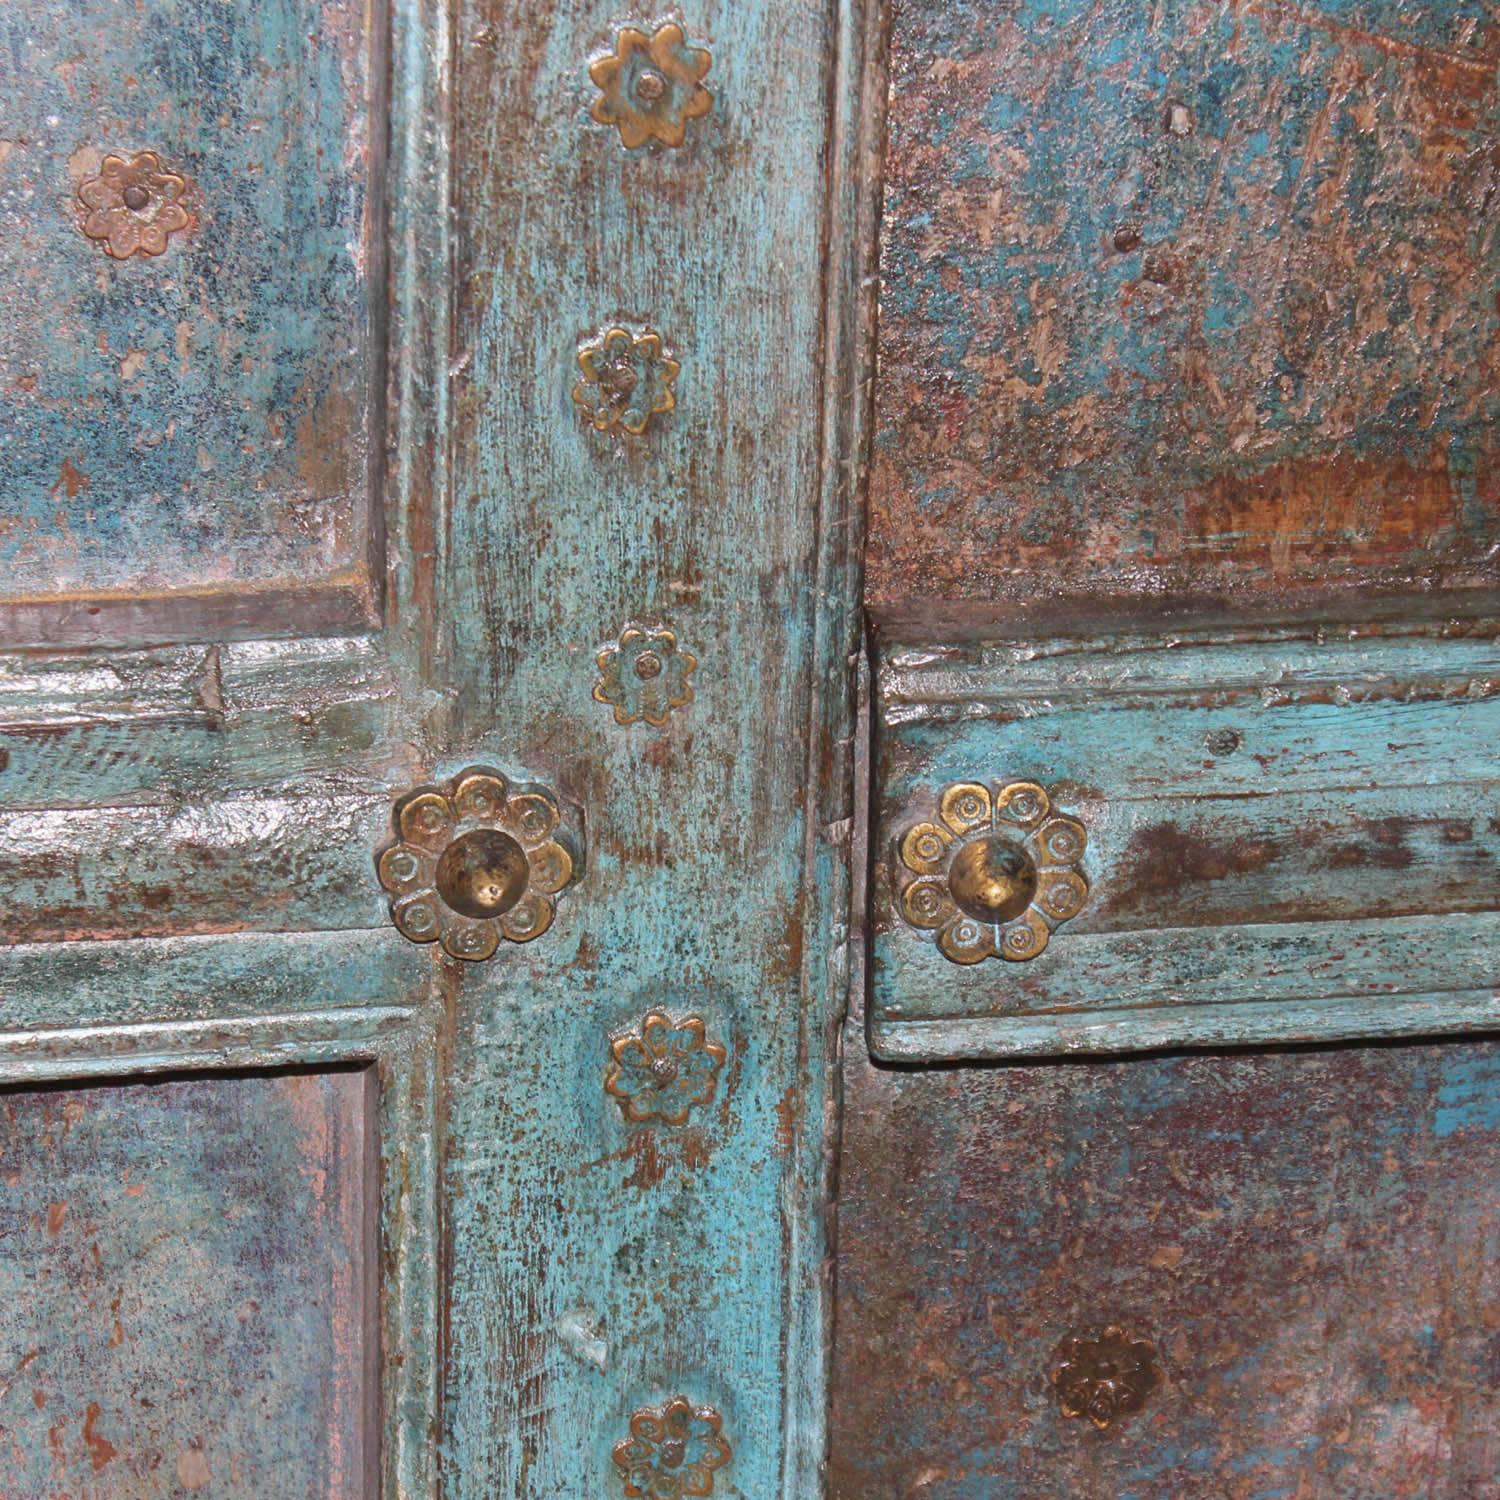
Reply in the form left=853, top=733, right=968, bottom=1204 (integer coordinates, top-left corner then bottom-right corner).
left=866, top=0, right=1500, bottom=630
left=0, top=1069, right=374, bottom=1497
left=437, top=0, right=870, bottom=1487
left=871, top=632, right=1500, bottom=1058
left=832, top=1030, right=1500, bottom=1496
left=0, top=0, right=861, bottom=1490
left=0, top=937, right=443, bottom=1498
left=0, top=0, right=376, bottom=607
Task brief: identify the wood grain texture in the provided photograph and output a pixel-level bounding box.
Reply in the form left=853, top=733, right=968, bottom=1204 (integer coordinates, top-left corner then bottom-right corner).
left=832, top=1028, right=1500, bottom=1497
left=441, top=0, right=870, bottom=1487
left=0, top=0, right=380, bottom=633
left=0, top=1069, right=375, bottom=1498
left=871, top=632, right=1500, bottom=1057
left=864, top=0, right=1500, bottom=632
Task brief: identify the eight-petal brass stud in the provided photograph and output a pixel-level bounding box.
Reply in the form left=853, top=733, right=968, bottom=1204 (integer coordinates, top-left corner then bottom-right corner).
left=606, top=1010, right=727, bottom=1125
left=76, top=150, right=192, bottom=259
left=1052, top=1327, right=1161, bottom=1431
left=589, top=23, right=712, bottom=149
left=376, top=768, right=579, bottom=960
left=574, top=326, right=681, bottom=435
left=895, top=780, right=1090, bottom=963
left=594, top=623, right=696, bottom=726
left=612, top=1397, right=731, bottom=1498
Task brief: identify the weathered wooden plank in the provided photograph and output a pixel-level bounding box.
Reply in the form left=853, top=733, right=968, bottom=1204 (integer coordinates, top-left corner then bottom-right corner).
left=441, top=0, right=864, bottom=1487
left=865, top=0, right=1500, bottom=632
left=872, top=630, right=1500, bottom=1056
left=879, top=631, right=1500, bottom=715
left=889, top=690, right=1500, bottom=803
left=874, top=988, right=1500, bottom=1060
left=0, top=1069, right=375, bottom=1497
left=0, top=928, right=426, bottom=1033
left=833, top=1031, right=1500, bottom=1496
left=0, top=639, right=407, bottom=809
left=873, top=910, right=1500, bottom=1045
left=876, top=775, right=1499, bottom=934
left=1, top=788, right=392, bottom=941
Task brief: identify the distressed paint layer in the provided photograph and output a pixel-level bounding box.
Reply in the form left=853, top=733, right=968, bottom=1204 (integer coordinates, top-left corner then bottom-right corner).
left=870, top=632, right=1500, bottom=1057
left=0, top=0, right=376, bottom=603
left=0, top=1069, right=373, bottom=1497
left=832, top=1028, right=1500, bottom=1497
left=440, top=0, right=866, bottom=1487
left=865, top=0, right=1500, bottom=628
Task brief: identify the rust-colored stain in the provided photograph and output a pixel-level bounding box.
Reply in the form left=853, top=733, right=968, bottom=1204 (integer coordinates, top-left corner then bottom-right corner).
left=621, top=1130, right=667, bottom=1192
left=1185, top=451, right=1462, bottom=569
left=773, top=1083, right=801, bottom=1158
left=82, top=1402, right=117, bottom=1471
left=50, top=457, right=89, bottom=500
left=1105, top=821, right=1282, bottom=920
left=46, top=1201, right=66, bottom=1235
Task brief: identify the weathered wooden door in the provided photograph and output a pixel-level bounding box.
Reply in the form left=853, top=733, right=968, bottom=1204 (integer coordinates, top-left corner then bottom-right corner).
left=832, top=0, right=1499, bottom=1495
left=1, top=0, right=858, bottom=1493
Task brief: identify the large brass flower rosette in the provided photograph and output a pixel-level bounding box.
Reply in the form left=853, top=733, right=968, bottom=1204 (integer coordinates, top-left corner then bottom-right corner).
left=376, top=768, right=578, bottom=961
left=895, top=780, right=1089, bottom=964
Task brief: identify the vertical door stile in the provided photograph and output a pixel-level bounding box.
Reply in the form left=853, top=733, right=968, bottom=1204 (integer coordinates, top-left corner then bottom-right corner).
left=442, top=0, right=875, bottom=1491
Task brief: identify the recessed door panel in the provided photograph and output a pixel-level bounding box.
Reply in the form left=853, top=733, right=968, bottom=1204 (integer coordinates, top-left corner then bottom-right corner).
left=831, top=1036, right=1500, bottom=1498
left=865, top=0, right=1499, bottom=632
left=0, top=0, right=382, bottom=642
left=0, top=1067, right=375, bottom=1497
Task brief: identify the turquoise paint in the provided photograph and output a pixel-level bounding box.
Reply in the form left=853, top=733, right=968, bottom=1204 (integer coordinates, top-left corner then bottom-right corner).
left=1433, top=1051, right=1500, bottom=1137
left=872, top=636, right=1500, bottom=1060
left=435, top=0, right=864, bottom=1488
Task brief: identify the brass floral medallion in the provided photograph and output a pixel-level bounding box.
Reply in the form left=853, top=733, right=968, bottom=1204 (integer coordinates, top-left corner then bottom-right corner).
left=612, top=1397, right=731, bottom=1498
left=595, top=623, right=696, bottom=726
left=76, top=150, right=192, bottom=259
left=573, top=325, right=680, bottom=436
left=606, top=1010, right=726, bottom=1125
left=1052, top=1327, right=1161, bottom=1431
left=589, top=23, right=712, bottom=149
left=376, top=768, right=578, bottom=961
left=895, top=780, right=1089, bottom=963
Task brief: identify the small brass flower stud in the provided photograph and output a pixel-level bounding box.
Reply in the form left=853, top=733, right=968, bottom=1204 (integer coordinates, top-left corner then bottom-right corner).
left=606, top=1010, right=726, bottom=1125
left=573, top=326, right=680, bottom=436
left=1052, top=1327, right=1161, bottom=1430
left=76, top=151, right=192, bottom=259
left=594, top=623, right=696, bottom=726
left=589, top=23, right=712, bottom=149
left=895, top=780, right=1089, bottom=963
left=376, top=768, right=579, bottom=961
left=613, top=1397, right=731, bottom=1498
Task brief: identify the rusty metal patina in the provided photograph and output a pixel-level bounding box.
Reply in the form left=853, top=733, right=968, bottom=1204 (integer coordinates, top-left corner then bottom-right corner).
left=588, top=23, right=712, bottom=149
left=594, top=622, right=697, bottom=725
left=76, top=150, right=192, bottom=258
left=896, top=780, right=1089, bottom=962
left=612, top=1397, right=731, bottom=1498
left=376, top=767, right=578, bottom=959
left=1052, top=1327, right=1161, bottom=1431
left=606, top=1010, right=727, bottom=1125
left=573, top=325, right=681, bottom=435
